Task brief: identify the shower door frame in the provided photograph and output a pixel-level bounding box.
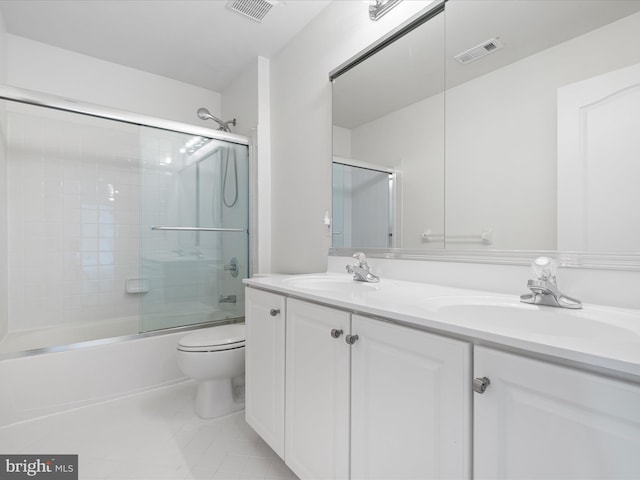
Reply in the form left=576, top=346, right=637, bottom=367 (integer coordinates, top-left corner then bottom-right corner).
left=0, top=85, right=249, bottom=147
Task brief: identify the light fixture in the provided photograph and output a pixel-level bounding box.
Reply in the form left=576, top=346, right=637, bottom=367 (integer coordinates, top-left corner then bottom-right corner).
left=369, top=0, right=402, bottom=21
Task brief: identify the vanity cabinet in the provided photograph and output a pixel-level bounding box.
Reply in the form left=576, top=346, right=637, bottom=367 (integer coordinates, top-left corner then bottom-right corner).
left=285, top=299, right=351, bottom=479
left=349, top=314, right=471, bottom=480
left=284, top=299, right=472, bottom=480
left=245, top=288, right=286, bottom=458
left=474, top=346, right=640, bottom=479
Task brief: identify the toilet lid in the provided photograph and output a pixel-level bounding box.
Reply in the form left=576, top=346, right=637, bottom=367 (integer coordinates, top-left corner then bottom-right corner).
left=178, top=323, right=245, bottom=352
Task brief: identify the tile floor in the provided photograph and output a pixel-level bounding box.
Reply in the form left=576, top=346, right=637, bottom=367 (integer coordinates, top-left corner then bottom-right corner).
left=0, top=381, right=298, bottom=480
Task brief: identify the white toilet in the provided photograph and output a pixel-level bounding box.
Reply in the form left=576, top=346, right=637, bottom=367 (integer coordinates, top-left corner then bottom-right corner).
left=176, top=323, right=246, bottom=419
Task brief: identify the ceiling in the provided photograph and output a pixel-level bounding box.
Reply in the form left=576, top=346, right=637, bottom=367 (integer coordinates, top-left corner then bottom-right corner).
left=0, top=0, right=331, bottom=92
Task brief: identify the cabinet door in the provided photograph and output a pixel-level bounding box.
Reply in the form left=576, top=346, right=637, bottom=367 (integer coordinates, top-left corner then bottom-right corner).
left=285, top=298, right=350, bottom=480
left=245, top=287, right=286, bottom=458
left=475, top=346, right=640, bottom=479
left=350, top=315, right=472, bottom=480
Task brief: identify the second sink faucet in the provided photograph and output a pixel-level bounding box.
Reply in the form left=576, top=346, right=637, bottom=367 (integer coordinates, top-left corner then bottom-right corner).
left=520, top=256, right=582, bottom=309
left=346, top=252, right=380, bottom=283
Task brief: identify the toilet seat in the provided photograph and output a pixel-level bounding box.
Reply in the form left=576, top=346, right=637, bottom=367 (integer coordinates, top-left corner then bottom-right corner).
left=178, top=323, right=245, bottom=353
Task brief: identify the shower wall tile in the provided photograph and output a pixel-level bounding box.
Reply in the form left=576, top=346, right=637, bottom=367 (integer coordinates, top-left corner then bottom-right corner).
left=7, top=107, right=142, bottom=332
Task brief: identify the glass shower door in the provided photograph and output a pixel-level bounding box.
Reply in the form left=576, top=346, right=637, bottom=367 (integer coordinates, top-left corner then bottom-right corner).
left=139, top=128, right=249, bottom=332
left=332, top=162, right=394, bottom=248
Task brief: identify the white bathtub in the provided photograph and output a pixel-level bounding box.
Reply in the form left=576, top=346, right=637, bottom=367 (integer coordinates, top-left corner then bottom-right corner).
left=0, top=316, right=139, bottom=355
left=0, top=329, right=190, bottom=426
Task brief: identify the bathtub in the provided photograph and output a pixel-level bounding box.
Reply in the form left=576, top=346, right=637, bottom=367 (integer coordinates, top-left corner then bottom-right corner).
left=0, top=320, right=241, bottom=427
left=0, top=316, right=139, bottom=355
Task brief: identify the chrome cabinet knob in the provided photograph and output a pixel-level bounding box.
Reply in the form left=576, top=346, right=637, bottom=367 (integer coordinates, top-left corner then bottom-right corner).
left=330, top=329, right=343, bottom=339
left=345, top=334, right=359, bottom=345
left=269, top=308, right=280, bottom=317
left=473, top=377, right=491, bottom=394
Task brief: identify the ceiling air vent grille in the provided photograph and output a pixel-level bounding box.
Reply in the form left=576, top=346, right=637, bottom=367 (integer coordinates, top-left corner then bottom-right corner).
left=227, top=0, right=275, bottom=23
left=454, top=37, right=504, bottom=65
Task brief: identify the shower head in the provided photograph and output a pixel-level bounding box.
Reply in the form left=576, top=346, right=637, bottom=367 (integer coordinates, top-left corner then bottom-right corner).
left=197, top=107, right=236, bottom=133
left=197, top=107, right=214, bottom=121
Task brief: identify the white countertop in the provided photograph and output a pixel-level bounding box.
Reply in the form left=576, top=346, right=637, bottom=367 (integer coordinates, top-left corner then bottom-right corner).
left=244, top=273, right=640, bottom=380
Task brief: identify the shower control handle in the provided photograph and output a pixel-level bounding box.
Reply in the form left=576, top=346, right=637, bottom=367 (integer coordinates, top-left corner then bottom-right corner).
left=269, top=308, right=280, bottom=317
left=330, top=329, right=343, bottom=339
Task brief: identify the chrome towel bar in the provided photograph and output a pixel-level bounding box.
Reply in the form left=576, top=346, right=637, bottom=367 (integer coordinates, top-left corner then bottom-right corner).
left=151, top=226, right=245, bottom=232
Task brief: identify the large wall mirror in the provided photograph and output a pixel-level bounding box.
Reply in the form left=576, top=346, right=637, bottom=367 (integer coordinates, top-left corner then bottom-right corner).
left=331, top=0, right=640, bottom=268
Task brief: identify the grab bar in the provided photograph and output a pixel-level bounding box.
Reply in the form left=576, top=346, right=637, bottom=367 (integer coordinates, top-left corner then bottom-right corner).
left=421, top=228, right=493, bottom=245
left=151, top=226, right=245, bottom=232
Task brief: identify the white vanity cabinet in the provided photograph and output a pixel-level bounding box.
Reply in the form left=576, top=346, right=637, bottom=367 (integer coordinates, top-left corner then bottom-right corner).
left=284, top=299, right=472, bottom=480
left=245, top=287, right=286, bottom=458
left=285, top=298, right=351, bottom=479
left=474, top=346, right=640, bottom=479
left=350, top=314, right=472, bottom=480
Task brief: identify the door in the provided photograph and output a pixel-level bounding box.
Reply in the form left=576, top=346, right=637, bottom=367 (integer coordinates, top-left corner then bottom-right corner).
left=350, top=315, right=472, bottom=479
left=285, top=299, right=350, bottom=480
left=245, top=288, right=286, bottom=458
left=557, top=62, right=640, bottom=252
left=474, top=346, right=640, bottom=479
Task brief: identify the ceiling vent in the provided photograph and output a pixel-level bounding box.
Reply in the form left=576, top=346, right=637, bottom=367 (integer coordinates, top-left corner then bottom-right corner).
left=454, top=37, right=504, bottom=65
left=226, top=0, right=275, bottom=23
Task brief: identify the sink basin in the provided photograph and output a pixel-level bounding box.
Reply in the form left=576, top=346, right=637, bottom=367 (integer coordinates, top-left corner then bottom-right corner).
left=281, top=274, right=381, bottom=292
left=419, top=295, right=640, bottom=340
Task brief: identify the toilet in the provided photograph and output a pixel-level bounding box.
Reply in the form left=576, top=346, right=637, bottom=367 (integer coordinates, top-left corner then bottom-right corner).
left=176, top=323, right=246, bottom=419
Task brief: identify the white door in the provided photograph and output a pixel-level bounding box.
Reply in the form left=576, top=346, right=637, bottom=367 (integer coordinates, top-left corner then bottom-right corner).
left=245, top=288, right=286, bottom=458
left=285, top=299, right=350, bottom=480
left=350, top=315, right=472, bottom=480
left=474, top=346, right=640, bottom=479
left=557, top=62, right=640, bottom=251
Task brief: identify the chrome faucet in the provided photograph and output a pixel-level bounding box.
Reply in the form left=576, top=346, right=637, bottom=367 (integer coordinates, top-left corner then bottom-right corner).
left=520, top=257, right=582, bottom=309
left=346, top=252, right=380, bottom=283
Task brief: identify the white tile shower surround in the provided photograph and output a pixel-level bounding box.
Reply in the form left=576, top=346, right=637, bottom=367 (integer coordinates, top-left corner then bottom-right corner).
left=0, top=381, right=298, bottom=480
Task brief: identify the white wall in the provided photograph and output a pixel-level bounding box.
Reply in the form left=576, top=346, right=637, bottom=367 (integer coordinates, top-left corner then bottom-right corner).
left=221, top=57, right=272, bottom=275
left=0, top=9, right=8, bottom=342
left=256, top=57, right=272, bottom=274
left=270, top=0, right=436, bottom=274
left=332, top=126, right=351, bottom=158
left=222, top=60, right=258, bottom=138
left=7, top=35, right=222, bottom=125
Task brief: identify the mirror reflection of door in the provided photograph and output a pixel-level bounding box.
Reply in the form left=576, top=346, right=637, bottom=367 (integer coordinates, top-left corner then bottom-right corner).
left=332, top=161, right=394, bottom=248
left=558, top=62, right=640, bottom=252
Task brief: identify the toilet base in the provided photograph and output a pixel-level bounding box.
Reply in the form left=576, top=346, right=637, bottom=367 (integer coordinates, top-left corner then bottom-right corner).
left=194, top=376, right=245, bottom=419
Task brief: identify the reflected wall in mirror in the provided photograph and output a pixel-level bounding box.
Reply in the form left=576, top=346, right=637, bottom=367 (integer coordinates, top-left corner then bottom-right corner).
left=445, top=0, right=640, bottom=252
left=331, top=0, right=640, bottom=260
left=331, top=5, right=445, bottom=249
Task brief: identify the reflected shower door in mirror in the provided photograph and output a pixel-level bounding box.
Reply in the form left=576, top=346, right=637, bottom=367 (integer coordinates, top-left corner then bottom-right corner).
left=331, top=4, right=445, bottom=250
left=332, top=160, right=395, bottom=248
left=444, top=0, right=640, bottom=252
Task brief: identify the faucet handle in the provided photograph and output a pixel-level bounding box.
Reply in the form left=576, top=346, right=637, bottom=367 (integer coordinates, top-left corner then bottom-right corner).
left=352, top=251, right=368, bottom=268
left=531, top=256, right=557, bottom=283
